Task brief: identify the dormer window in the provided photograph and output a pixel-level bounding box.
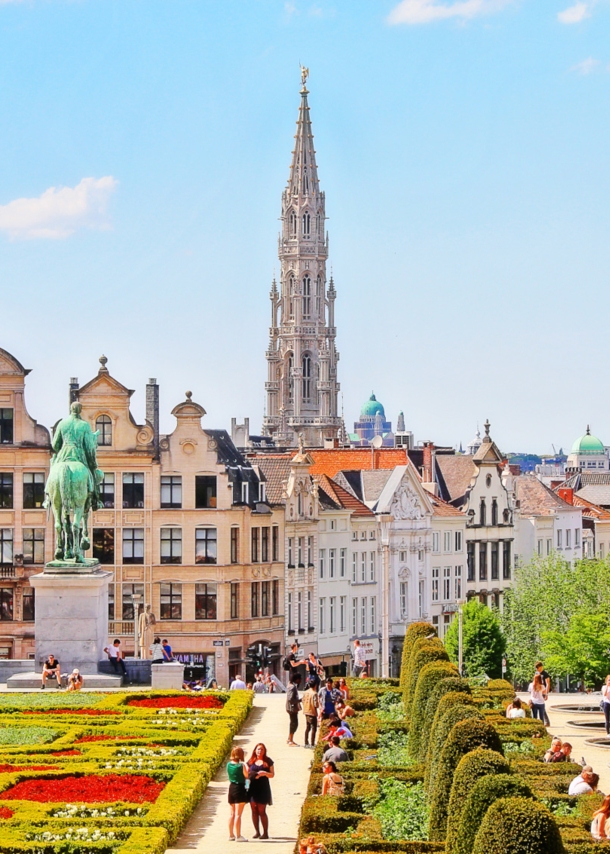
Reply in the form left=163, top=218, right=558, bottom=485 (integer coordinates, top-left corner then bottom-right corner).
left=259, top=482, right=266, bottom=503
left=96, top=415, right=112, bottom=447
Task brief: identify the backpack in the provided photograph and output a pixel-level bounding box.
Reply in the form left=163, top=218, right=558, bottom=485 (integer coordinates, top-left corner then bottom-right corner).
left=282, top=656, right=291, bottom=671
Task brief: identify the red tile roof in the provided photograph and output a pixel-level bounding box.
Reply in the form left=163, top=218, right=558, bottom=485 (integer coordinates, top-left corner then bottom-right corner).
left=316, top=474, right=374, bottom=517
left=307, top=448, right=409, bottom=478
left=428, top=492, right=466, bottom=518
left=515, top=475, right=572, bottom=516
left=572, top=494, right=610, bottom=520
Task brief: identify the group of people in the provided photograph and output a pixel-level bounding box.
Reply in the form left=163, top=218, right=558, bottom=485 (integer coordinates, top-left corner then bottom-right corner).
left=227, top=743, right=275, bottom=841
left=40, top=654, right=83, bottom=691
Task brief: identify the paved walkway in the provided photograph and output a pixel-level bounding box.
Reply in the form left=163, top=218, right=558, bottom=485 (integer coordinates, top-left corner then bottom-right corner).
left=167, top=694, right=313, bottom=853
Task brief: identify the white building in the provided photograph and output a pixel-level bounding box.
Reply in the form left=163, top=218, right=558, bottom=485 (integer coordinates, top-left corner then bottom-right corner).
left=513, top=475, right=583, bottom=566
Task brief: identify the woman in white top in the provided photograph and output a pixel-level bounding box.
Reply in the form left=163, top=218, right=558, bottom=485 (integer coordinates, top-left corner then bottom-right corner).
left=150, top=636, right=164, bottom=663
left=602, top=675, right=610, bottom=734
left=529, top=673, right=547, bottom=723
left=591, top=795, right=610, bottom=840
left=506, top=697, right=526, bottom=719
left=569, top=770, right=598, bottom=795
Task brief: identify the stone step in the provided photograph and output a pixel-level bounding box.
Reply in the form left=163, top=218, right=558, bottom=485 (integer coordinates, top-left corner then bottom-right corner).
left=6, top=672, right=123, bottom=690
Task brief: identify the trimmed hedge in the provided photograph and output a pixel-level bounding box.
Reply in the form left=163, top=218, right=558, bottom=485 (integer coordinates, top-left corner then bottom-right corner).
left=404, top=640, right=449, bottom=718
left=408, top=662, right=459, bottom=762
left=472, top=796, right=565, bottom=854
left=444, top=748, right=511, bottom=852
left=400, top=622, right=436, bottom=691
left=420, top=678, right=470, bottom=762
left=428, top=717, right=503, bottom=841
left=452, top=774, right=534, bottom=854
left=425, top=702, right=482, bottom=793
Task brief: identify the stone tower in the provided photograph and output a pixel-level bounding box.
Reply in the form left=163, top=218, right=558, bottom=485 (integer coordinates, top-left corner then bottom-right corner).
left=262, top=70, right=340, bottom=447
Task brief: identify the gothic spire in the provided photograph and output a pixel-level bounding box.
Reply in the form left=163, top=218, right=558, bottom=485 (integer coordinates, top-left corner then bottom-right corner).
left=287, top=73, right=320, bottom=199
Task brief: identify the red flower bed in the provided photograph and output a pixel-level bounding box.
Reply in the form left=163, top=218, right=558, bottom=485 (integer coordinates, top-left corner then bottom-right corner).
left=0, top=807, right=13, bottom=820
left=25, top=709, right=121, bottom=716
left=75, top=735, right=134, bottom=744
left=0, top=765, right=55, bottom=773
left=50, top=750, right=81, bottom=757
left=127, top=695, right=224, bottom=710
left=3, top=774, right=165, bottom=803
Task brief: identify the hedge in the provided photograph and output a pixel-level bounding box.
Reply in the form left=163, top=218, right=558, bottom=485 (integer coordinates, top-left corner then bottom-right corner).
left=444, top=748, right=511, bottom=852
left=419, top=678, right=470, bottom=763
left=424, top=702, right=482, bottom=794
left=472, top=796, right=565, bottom=854
left=404, top=640, right=449, bottom=718
left=407, top=662, right=459, bottom=762
left=451, top=774, right=534, bottom=854
left=400, top=622, right=436, bottom=691
left=428, top=717, right=503, bottom=841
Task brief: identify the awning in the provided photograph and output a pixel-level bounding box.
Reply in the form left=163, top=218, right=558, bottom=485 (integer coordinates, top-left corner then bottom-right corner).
left=318, top=654, right=348, bottom=667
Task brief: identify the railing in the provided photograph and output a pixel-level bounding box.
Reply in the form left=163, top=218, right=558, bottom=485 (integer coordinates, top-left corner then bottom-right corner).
left=108, top=621, right=134, bottom=636
left=0, top=565, right=15, bottom=579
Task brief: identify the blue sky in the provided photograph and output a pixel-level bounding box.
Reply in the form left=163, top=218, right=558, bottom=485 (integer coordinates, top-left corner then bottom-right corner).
left=0, top=0, right=608, bottom=455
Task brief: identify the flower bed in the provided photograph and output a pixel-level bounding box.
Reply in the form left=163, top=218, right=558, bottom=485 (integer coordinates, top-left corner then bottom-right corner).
left=25, top=709, right=122, bottom=716
left=0, top=806, right=14, bottom=819
left=126, top=696, right=223, bottom=710
left=3, top=774, right=165, bottom=804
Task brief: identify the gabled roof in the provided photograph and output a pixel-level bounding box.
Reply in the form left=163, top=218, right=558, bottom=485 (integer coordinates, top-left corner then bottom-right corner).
left=317, top=475, right=374, bottom=517
left=576, top=485, right=610, bottom=508
left=250, top=455, right=292, bottom=504
left=515, top=475, right=573, bottom=516
left=306, top=448, right=409, bottom=478
left=436, top=455, right=476, bottom=505
left=572, top=493, right=610, bottom=521
left=428, top=492, right=466, bottom=518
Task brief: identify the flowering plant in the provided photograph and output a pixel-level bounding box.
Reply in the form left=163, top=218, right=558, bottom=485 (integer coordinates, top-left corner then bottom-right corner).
left=127, top=696, right=223, bottom=710
left=0, top=806, right=14, bottom=819
left=3, top=774, right=166, bottom=803
left=0, top=764, right=55, bottom=773
left=51, top=804, right=147, bottom=819
left=25, top=708, right=122, bottom=716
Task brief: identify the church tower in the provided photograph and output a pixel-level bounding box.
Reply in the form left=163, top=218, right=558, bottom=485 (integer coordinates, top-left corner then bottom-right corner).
left=262, top=69, right=340, bottom=447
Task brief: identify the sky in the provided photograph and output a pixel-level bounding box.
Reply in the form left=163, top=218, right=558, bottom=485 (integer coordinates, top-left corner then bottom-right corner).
left=0, top=0, right=609, bottom=456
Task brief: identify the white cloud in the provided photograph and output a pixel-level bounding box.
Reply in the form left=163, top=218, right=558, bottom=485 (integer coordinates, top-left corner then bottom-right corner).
left=558, top=2, right=593, bottom=23
left=570, top=56, right=601, bottom=73
left=0, top=176, right=118, bottom=240
left=387, top=0, right=513, bottom=25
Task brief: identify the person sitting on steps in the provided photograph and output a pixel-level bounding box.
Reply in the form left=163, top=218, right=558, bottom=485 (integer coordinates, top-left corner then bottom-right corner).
left=41, top=654, right=61, bottom=689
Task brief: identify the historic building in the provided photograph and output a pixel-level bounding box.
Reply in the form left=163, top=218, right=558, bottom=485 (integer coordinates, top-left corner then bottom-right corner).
left=512, top=475, right=582, bottom=567
left=350, top=393, right=395, bottom=447
left=262, top=70, right=341, bottom=448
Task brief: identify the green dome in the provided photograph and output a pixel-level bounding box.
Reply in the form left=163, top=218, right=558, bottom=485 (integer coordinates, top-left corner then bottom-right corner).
left=361, top=392, right=385, bottom=419
left=571, top=427, right=605, bottom=455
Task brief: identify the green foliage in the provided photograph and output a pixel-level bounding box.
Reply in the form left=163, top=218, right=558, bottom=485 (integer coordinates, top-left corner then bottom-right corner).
left=408, top=662, right=459, bottom=761
left=420, top=678, right=470, bottom=762
left=0, top=726, right=58, bottom=745
left=444, top=599, right=506, bottom=679
left=424, top=699, right=480, bottom=792
left=428, top=718, right=503, bottom=841
left=365, top=779, right=429, bottom=841
left=401, top=623, right=437, bottom=690
left=453, top=774, right=534, bottom=854
left=0, top=693, right=104, bottom=710
left=502, top=740, right=537, bottom=757
left=543, top=611, right=610, bottom=687
left=472, top=796, right=565, bottom=854
left=378, top=730, right=412, bottom=767
left=377, top=691, right=405, bottom=722
left=445, top=748, right=511, bottom=853
left=405, top=640, right=449, bottom=718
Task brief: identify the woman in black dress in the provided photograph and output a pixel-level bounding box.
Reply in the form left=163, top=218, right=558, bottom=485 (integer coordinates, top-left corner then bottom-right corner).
left=248, top=742, right=275, bottom=839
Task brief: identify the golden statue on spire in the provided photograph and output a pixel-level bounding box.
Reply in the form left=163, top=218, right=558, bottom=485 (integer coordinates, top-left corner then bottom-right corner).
left=300, top=65, right=309, bottom=89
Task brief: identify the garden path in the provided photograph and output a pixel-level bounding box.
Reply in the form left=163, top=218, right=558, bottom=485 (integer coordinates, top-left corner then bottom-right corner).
left=167, top=693, right=313, bottom=853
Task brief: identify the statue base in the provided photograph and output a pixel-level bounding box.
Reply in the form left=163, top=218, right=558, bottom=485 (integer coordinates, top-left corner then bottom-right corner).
left=30, top=562, right=112, bottom=673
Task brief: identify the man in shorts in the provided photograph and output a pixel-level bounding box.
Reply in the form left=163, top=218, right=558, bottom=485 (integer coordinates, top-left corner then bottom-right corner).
left=41, top=654, right=61, bottom=689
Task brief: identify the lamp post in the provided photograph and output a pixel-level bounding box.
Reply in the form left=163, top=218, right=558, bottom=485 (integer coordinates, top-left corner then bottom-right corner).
left=458, top=603, right=463, bottom=676
left=379, top=515, right=391, bottom=678
left=132, top=593, right=143, bottom=659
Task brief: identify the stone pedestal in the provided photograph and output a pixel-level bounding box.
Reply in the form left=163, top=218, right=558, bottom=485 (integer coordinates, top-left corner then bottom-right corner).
left=152, top=662, right=185, bottom=690
left=30, top=561, right=112, bottom=673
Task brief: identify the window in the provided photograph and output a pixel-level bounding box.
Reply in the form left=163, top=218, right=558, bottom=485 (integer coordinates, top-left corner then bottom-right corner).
left=258, top=580, right=269, bottom=617
left=100, top=474, right=115, bottom=508
left=161, top=476, right=182, bottom=508
left=432, top=532, right=440, bottom=553
left=399, top=550, right=407, bottom=562
left=23, top=473, right=45, bottom=509
left=491, top=542, right=499, bottom=580
left=108, top=584, right=114, bottom=620
left=329, top=549, right=336, bottom=579
left=288, top=592, right=293, bottom=632
left=330, top=597, right=336, bottom=633
left=557, top=529, right=563, bottom=549
left=288, top=538, right=294, bottom=567
left=503, top=509, right=510, bottom=524
left=443, top=567, right=451, bottom=600
left=272, top=579, right=279, bottom=615
left=575, top=529, right=580, bottom=547
left=123, top=473, right=144, bottom=509
left=502, top=541, right=511, bottom=580
left=196, top=476, right=217, bottom=509
left=351, top=598, right=357, bottom=636
left=22, top=528, right=44, bottom=564
left=454, top=566, right=462, bottom=600
left=400, top=582, right=408, bottom=619
left=302, top=212, right=311, bottom=237
left=480, top=500, right=486, bottom=526
left=369, top=552, right=375, bottom=582
left=122, top=528, right=144, bottom=564
left=241, top=482, right=249, bottom=504
left=261, top=527, right=269, bottom=562
left=96, top=415, right=112, bottom=446
left=298, top=591, right=303, bottom=631
left=352, top=552, right=357, bottom=582
left=195, top=528, right=217, bottom=564
left=352, top=531, right=358, bottom=541
left=92, top=528, right=114, bottom=564
left=307, top=536, right=313, bottom=565
left=566, top=529, right=572, bottom=549
left=340, top=595, right=346, bottom=633
left=0, top=474, right=13, bottom=509
left=361, top=597, right=367, bottom=635
left=289, top=209, right=297, bottom=236
left=251, top=582, right=259, bottom=618
left=479, top=543, right=487, bottom=580
left=0, top=588, right=13, bottom=620
left=537, top=538, right=543, bottom=556
left=121, top=583, right=144, bottom=620
left=195, top=583, right=217, bottom=620
left=307, top=589, right=312, bottom=629
left=251, top=528, right=259, bottom=563
left=340, top=548, right=346, bottom=577
left=302, top=277, right=311, bottom=319
left=259, top=482, right=266, bottom=502
left=319, top=598, right=325, bottom=634
left=319, top=549, right=326, bottom=579
left=272, top=526, right=279, bottom=561
left=491, top=499, right=498, bottom=526
left=230, top=528, right=239, bottom=563
left=160, top=583, right=182, bottom=620
left=371, top=597, right=376, bottom=635
left=361, top=552, right=366, bottom=583
left=444, top=531, right=452, bottom=553
left=23, top=587, right=35, bottom=621
left=161, top=528, right=182, bottom=564
left=432, top=567, right=439, bottom=601
left=231, top=583, right=239, bottom=619
left=467, top=542, right=475, bottom=581
left=455, top=531, right=462, bottom=552
left=0, top=409, right=13, bottom=444
left=418, top=580, right=425, bottom=618
left=298, top=537, right=304, bottom=566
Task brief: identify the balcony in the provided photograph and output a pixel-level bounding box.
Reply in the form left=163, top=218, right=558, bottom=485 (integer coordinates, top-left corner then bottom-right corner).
left=108, top=621, right=135, bottom=636
left=0, top=565, right=15, bottom=579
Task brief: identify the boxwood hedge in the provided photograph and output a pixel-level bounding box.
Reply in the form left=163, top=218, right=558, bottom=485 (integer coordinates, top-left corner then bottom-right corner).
left=404, top=640, right=449, bottom=717
left=420, top=678, right=470, bottom=762
left=400, top=622, right=436, bottom=691
left=407, top=662, right=459, bottom=762
left=424, top=702, right=482, bottom=794
left=472, top=796, right=565, bottom=854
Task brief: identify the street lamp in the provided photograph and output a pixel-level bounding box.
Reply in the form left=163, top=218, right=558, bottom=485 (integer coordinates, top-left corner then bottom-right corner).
left=131, top=593, right=143, bottom=659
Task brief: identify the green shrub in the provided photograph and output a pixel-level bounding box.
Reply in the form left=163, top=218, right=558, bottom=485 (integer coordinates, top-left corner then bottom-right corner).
left=299, top=795, right=363, bottom=834
left=452, top=774, right=534, bottom=854
left=377, top=691, right=405, bottom=722
left=378, top=730, right=411, bottom=767
left=472, top=796, right=565, bottom=854
left=428, top=718, right=503, bottom=841
left=420, top=677, right=470, bottom=762
left=408, top=662, right=459, bottom=761
left=400, top=622, right=437, bottom=690
left=425, top=702, right=481, bottom=793
left=444, top=748, right=511, bottom=852
left=365, top=779, right=430, bottom=841
left=405, top=641, right=449, bottom=718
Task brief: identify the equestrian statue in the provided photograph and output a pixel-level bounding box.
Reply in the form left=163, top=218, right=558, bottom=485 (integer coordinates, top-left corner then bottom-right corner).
left=45, top=402, right=103, bottom=564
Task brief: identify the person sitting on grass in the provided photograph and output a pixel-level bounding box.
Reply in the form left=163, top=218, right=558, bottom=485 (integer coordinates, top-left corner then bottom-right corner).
left=543, top=737, right=562, bottom=762
left=299, top=836, right=328, bottom=854
left=321, top=761, right=345, bottom=796
left=322, top=735, right=348, bottom=765
left=550, top=741, right=573, bottom=762
left=67, top=669, right=83, bottom=692
left=592, top=795, right=610, bottom=840
left=41, top=654, right=61, bottom=690
left=335, top=699, right=355, bottom=720
left=569, top=768, right=599, bottom=795
left=505, top=697, right=526, bottom=719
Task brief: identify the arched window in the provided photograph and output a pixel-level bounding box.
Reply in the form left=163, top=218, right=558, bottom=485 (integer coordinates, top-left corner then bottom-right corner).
left=302, top=211, right=310, bottom=237
left=289, top=210, right=297, bottom=237
left=480, top=499, right=486, bottom=526
left=96, top=415, right=112, bottom=446
left=302, top=354, right=312, bottom=402
left=316, top=213, right=321, bottom=235
left=302, top=275, right=311, bottom=318
left=491, top=499, right=498, bottom=526
left=303, top=172, right=308, bottom=194
left=289, top=276, right=295, bottom=319
left=503, top=508, right=510, bottom=524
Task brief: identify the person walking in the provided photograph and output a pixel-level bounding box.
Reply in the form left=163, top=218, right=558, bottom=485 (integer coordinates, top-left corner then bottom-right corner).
left=227, top=746, right=250, bottom=842
left=248, top=743, right=274, bottom=840
left=352, top=639, right=366, bottom=678
left=535, top=661, right=552, bottom=726
left=302, top=679, right=319, bottom=748
left=230, top=674, right=247, bottom=690
left=602, top=675, right=610, bottom=735
left=529, top=672, right=548, bottom=723
left=286, top=672, right=302, bottom=746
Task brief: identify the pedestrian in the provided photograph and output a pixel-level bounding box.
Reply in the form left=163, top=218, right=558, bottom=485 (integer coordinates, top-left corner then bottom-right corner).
left=535, top=661, right=552, bottom=726
left=602, top=675, right=610, bottom=735
left=529, top=673, right=547, bottom=723
left=227, top=746, right=249, bottom=842
left=321, top=761, right=345, bottom=795
left=248, top=743, right=274, bottom=840
left=318, top=678, right=342, bottom=721
left=150, top=637, right=164, bottom=664
left=307, top=652, right=323, bottom=688
left=162, top=639, right=173, bottom=661
left=286, top=672, right=302, bottom=746
left=352, top=639, right=366, bottom=678
left=40, top=654, right=61, bottom=690
left=104, top=639, right=127, bottom=680
left=253, top=675, right=266, bottom=694
left=302, top=679, right=319, bottom=748
left=230, top=674, right=247, bottom=690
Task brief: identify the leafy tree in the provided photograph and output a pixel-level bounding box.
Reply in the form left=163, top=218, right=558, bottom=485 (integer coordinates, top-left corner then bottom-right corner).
left=444, top=599, right=505, bottom=679
left=543, top=612, right=610, bottom=687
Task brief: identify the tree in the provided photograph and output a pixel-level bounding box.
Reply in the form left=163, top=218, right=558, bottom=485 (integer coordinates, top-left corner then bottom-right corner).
left=543, top=612, right=610, bottom=687
left=445, top=599, right=505, bottom=679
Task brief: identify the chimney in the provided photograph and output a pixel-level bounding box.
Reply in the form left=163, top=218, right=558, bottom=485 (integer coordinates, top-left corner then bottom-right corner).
left=69, top=378, right=79, bottom=407
left=146, top=378, right=159, bottom=456
left=558, top=487, right=574, bottom=505
left=422, top=442, right=434, bottom=484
